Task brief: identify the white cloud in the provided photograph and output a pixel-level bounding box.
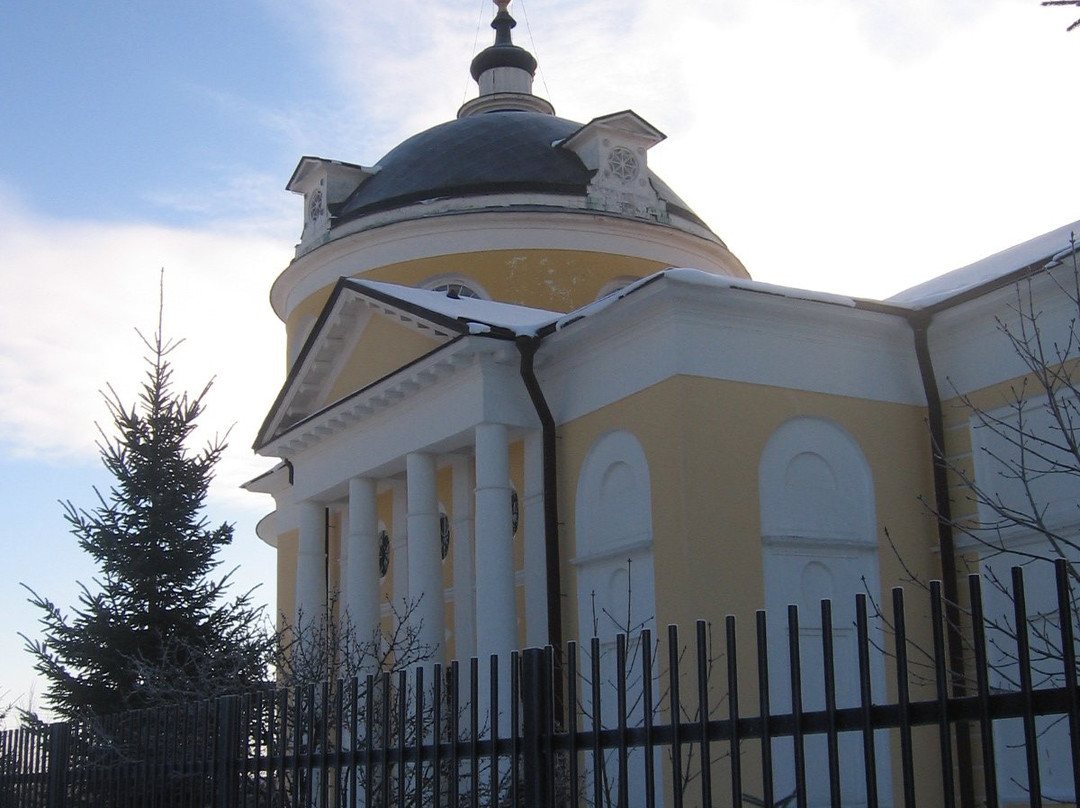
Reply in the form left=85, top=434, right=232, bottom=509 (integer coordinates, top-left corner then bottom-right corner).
left=4, top=0, right=1069, bottom=480
left=0, top=191, right=290, bottom=512
left=254, top=0, right=1075, bottom=303
left=144, top=168, right=298, bottom=234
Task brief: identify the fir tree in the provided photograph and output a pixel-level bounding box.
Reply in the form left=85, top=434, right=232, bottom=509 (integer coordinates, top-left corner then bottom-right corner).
left=23, top=315, right=271, bottom=719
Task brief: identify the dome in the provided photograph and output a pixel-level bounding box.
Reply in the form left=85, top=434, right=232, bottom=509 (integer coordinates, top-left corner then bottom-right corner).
left=275, top=0, right=749, bottom=321
left=337, top=112, right=584, bottom=220
left=335, top=110, right=712, bottom=232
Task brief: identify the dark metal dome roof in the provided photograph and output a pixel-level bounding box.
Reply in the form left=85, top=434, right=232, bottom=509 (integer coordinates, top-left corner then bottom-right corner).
left=337, top=112, right=585, bottom=220
left=335, top=110, right=708, bottom=229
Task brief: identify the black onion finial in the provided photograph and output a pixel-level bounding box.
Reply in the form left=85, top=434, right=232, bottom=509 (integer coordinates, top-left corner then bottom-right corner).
left=492, top=0, right=516, bottom=46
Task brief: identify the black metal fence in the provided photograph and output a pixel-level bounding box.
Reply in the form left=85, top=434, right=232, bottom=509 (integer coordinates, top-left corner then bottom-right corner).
left=3, top=562, right=1080, bottom=808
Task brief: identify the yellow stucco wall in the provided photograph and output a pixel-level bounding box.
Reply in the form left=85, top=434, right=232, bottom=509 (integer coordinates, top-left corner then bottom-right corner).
left=556, top=374, right=943, bottom=806
left=285, top=248, right=669, bottom=349
left=556, top=375, right=939, bottom=644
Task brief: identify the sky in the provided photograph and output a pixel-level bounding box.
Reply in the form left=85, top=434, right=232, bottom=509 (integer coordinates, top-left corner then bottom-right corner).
left=0, top=0, right=1076, bottom=722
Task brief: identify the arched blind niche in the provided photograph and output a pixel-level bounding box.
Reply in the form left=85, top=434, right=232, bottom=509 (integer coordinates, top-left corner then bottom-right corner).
left=575, top=430, right=656, bottom=643
left=759, top=417, right=890, bottom=807
left=574, top=430, right=658, bottom=808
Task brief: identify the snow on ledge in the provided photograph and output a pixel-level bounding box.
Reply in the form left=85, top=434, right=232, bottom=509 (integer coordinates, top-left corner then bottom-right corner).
left=351, top=279, right=561, bottom=336
left=553, top=268, right=856, bottom=331
left=356, top=268, right=865, bottom=343
left=662, top=268, right=858, bottom=307
left=888, top=220, right=1080, bottom=309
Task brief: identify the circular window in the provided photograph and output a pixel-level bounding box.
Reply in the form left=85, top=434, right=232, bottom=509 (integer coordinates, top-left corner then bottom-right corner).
left=607, top=146, right=639, bottom=183
left=308, top=188, right=325, bottom=221
left=440, top=514, right=451, bottom=559
left=430, top=282, right=481, bottom=300
left=378, top=529, right=390, bottom=578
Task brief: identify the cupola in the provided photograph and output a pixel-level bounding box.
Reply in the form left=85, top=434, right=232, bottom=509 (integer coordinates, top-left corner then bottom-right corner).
left=458, top=0, right=555, bottom=118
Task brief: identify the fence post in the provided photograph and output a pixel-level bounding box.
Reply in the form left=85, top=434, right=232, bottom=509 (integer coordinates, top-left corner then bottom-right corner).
left=45, top=722, right=69, bottom=808
left=214, top=695, right=241, bottom=808
left=522, top=647, right=553, bottom=808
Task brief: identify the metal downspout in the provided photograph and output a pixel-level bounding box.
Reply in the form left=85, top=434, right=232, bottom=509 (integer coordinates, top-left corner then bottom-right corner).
left=910, top=311, right=975, bottom=808
left=515, top=335, right=564, bottom=656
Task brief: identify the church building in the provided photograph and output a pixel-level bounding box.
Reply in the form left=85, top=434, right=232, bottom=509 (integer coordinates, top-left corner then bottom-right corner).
left=245, top=3, right=1079, bottom=802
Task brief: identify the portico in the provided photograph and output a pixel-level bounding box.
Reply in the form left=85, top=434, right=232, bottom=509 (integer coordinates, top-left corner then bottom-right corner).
left=250, top=279, right=558, bottom=666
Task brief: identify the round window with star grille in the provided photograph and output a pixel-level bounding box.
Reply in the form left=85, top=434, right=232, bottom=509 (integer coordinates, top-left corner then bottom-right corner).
left=308, top=188, right=325, bottom=221
left=378, top=529, right=390, bottom=578
left=607, top=146, right=639, bottom=183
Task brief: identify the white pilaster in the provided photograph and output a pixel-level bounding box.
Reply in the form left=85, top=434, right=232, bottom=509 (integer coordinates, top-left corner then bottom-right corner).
left=451, top=455, right=476, bottom=659
left=474, top=423, right=516, bottom=660
left=345, top=477, right=381, bottom=654
left=295, top=500, right=327, bottom=630
left=523, top=429, right=548, bottom=648
left=407, top=452, right=444, bottom=661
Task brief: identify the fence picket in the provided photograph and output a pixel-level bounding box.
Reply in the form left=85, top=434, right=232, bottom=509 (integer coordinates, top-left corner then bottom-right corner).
left=855, top=593, right=879, bottom=808
left=968, top=573, right=999, bottom=808
left=787, top=604, right=807, bottom=808
left=893, top=586, right=916, bottom=808
left=1012, top=567, right=1042, bottom=808
left=725, top=615, right=742, bottom=808
left=930, top=580, right=956, bottom=808
left=820, top=599, right=840, bottom=808
left=1055, top=558, right=1080, bottom=807
left=666, top=624, right=683, bottom=808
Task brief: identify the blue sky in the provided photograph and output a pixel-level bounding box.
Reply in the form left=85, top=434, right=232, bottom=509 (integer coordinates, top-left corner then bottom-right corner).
left=1, top=0, right=1077, bottom=720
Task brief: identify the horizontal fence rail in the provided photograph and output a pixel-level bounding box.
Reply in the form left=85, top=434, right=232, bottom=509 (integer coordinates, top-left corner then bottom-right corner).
left=3, top=562, right=1079, bottom=807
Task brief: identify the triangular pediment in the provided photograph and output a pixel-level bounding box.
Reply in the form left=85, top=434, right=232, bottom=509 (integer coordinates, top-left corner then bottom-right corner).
left=559, top=110, right=666, bottom=163
left=254, top=279, right=560, bottom=450
left=255, top=281, right=467, bottom=448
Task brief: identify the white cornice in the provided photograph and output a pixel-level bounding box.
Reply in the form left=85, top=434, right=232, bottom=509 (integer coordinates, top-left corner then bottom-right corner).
left=537, top=276, right=927, bottom=421
left=258, top=333, right=530, bottom=462
left=277, top=347, right=536, bottom=503
left=928, top=264, right=1080, bottom=397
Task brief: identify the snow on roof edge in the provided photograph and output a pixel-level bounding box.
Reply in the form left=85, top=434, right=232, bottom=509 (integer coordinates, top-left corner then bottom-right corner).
left=662, top=268, right=858, bottom=307
left=350, top=279, right=561, bottom=337
left=887, top=220, right=1080, bottom=309
left=353, top=267, right=883, bottom=345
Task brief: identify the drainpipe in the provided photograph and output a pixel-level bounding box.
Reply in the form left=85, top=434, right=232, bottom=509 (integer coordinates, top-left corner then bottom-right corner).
left=515, top=335, right=564, bottom=657
left=909, top=310, right=975, bottom=808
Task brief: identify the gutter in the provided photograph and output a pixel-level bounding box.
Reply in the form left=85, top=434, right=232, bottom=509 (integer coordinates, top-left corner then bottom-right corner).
left=515, top=335, right=563, bottom=655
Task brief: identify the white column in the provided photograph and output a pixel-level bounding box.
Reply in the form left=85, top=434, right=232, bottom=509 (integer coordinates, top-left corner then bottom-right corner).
left=474, top=423, right=516, bottom=660
left=523, top=429, right=548, bottom=648
left=407, top=452, right=444, bottom=661
left=451, top=455, right=476, bottom=659
left=345, top=477, right=381, bottom=652
left=295, top=500, right=326, bottom=630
